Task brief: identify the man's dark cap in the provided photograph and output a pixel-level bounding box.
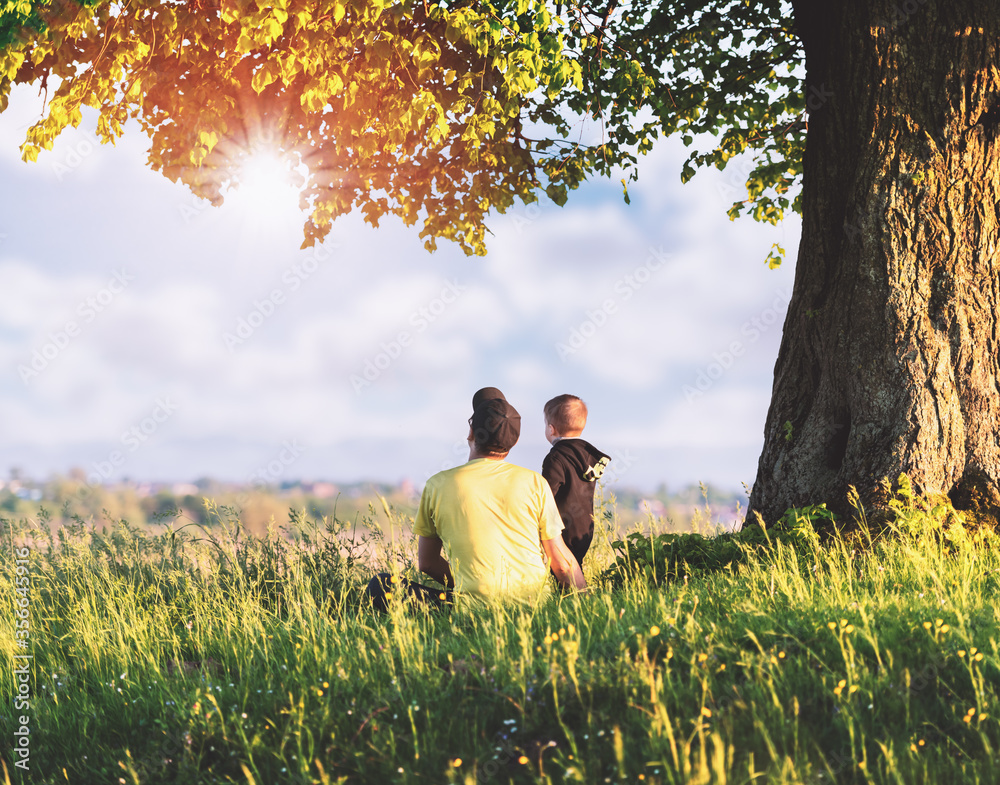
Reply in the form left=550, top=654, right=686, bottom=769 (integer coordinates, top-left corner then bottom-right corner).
left=472, top=387, right=507, bottom=409
left=470, top=388, right=520, bottom=453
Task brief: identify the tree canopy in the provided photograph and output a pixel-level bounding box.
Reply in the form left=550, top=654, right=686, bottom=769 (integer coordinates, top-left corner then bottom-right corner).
left=1, top=0, right=803, bottom=254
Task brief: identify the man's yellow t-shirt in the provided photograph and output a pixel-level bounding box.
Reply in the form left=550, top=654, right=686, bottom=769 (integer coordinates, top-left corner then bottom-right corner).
left=413, top=458, right=565, bottom=600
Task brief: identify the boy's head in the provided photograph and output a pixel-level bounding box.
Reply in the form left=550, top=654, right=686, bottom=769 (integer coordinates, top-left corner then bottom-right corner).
left=543, top=394, right=587, bottom=443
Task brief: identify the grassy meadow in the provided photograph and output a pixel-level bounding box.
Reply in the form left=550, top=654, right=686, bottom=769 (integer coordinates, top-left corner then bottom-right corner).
left=3, top=484, right=1000, bottom=784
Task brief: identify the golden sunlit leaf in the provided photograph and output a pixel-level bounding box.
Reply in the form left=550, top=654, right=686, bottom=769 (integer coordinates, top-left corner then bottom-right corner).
left=198, top=130, right=219, bottom=152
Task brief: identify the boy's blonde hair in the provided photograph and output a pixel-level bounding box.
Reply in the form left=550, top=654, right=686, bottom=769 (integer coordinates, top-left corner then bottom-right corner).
left=543, top=394, right=588, bottom=436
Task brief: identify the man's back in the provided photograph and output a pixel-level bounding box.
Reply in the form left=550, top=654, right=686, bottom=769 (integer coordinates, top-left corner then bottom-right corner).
left=414, top=459, right=564, bottom=599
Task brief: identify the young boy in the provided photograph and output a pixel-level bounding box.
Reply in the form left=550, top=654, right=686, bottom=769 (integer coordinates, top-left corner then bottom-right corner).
left=541, top=394, right=611, bottom=566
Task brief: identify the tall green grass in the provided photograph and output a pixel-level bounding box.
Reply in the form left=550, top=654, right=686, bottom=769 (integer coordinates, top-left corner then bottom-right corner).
left=2, top=486, right=1000, bottom=784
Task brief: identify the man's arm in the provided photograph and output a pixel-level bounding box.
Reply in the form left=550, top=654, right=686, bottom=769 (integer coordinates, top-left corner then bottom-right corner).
left=541, top=535, right=587, bottom=591
left=417, top=535, right=454, bottom=589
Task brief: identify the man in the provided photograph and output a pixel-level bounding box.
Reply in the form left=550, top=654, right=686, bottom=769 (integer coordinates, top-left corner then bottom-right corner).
left=367, top=387, right=585, bottom=610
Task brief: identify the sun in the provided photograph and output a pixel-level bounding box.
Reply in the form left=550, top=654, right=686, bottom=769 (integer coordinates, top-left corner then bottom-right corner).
left=226, top=147, right=302, bottom=221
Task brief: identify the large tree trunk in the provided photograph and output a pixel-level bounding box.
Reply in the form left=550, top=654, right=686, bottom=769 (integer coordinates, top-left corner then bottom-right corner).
left=749, top=1, right=1000, bottom=526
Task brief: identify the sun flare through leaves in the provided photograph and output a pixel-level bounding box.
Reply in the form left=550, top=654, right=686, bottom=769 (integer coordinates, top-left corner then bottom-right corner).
left=226, top=147, right=303, bottom=222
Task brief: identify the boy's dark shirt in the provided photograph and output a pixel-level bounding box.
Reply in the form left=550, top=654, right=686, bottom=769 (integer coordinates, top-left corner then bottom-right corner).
left=542, top=438, right=610, bottom=562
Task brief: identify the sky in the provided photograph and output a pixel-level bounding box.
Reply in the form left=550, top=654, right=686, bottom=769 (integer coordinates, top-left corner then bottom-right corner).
left=0, top=82, right=799, bottom=494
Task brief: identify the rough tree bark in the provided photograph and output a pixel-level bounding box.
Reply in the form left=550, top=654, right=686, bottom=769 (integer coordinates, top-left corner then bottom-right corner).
left=749, top=0, right=1000, bottom=525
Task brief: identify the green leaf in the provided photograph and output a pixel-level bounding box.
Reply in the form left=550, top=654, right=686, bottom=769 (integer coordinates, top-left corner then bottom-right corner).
left=765, top=243, right=785, bottom=270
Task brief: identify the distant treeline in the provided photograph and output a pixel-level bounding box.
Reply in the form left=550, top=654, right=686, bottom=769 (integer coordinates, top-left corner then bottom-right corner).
left=0, top=473, right=746, bottom=534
